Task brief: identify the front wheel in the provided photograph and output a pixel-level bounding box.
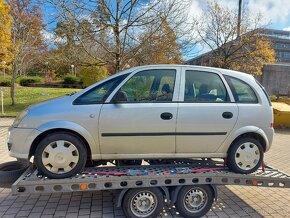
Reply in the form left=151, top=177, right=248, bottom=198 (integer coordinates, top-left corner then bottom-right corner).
left=227, top=137, right=263, bottom=174
left=35, top=132, right=87, bottom=179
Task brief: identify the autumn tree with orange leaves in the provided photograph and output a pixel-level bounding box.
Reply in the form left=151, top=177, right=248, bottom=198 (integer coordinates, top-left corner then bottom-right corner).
left=7, top=0, right=44, bottom=105
left=132, top=18, right=182, bottom=65
left=194, top=1, right=275, bottom=75
left=0, top=0, right=13, bottom=72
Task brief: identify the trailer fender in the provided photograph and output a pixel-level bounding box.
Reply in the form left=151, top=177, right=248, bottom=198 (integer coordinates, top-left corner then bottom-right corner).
left=170, top=184, right=218, bottom=206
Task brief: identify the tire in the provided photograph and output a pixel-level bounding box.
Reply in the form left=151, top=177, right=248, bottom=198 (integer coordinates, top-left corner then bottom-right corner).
left=34, top=132, right=87, bottom=179
left=0, top=161, right=31, bottom=188
left=175, top=185, right=214, bottom=218
left=122, top=188, right=164, bottom=218
left=227, top=137, right=263, bottom=174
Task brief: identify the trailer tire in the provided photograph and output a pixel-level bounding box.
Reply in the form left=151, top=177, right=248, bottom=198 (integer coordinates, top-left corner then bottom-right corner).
left=122, top=188, right=164, bottom=218
left=175, top=185, right=214, bottom=218
left=0, top=161, right=30, bottom=188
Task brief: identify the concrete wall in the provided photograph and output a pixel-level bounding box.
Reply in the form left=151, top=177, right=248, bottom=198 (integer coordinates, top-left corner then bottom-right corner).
left=258, top=64, right=290, bottom=96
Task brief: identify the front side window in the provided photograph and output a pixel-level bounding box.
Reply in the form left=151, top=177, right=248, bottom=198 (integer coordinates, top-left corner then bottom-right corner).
left=184, top=70, right=228, bottom=102
left=73, top=74, right=129, bottom=105
left=225, top=76, right=258, bottom=103
left=114, top=69, right=176, bottom=102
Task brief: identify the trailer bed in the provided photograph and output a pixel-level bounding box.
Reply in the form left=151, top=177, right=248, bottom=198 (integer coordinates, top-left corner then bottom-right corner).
left=12, top=160, right=290, bottom=195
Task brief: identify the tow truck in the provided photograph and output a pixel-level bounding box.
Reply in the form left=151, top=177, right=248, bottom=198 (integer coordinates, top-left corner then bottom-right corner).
left=10, top=159, right=290, bottom=218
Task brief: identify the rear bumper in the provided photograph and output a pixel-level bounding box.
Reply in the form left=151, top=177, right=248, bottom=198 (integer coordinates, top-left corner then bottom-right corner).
left=8, top=127, right=42, bottom=160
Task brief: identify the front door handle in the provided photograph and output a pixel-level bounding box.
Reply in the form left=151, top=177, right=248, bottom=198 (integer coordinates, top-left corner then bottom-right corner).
left=222, top=112, right=233, bottom=119
left=161, top=112, right=173, bottom=120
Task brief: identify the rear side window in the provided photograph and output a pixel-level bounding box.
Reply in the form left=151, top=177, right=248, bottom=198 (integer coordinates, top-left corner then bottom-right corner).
left=73, top=74, right=129, bottom=105
left=225, top=76, right=258, bottom=103
left=184, top=70, right=229, bottom=102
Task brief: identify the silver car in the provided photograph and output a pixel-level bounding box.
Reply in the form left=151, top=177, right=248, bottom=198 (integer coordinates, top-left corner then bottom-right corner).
left=7, top=65, right=274, bottom=178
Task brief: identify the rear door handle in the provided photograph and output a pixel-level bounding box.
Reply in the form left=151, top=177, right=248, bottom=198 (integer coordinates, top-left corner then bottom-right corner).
left=222, top=112, right=233, bottom=119
left=160, top=112, right=173, bottom=120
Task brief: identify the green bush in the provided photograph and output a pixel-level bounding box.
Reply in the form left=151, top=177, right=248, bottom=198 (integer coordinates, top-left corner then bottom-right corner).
left=19, top=76, right=43, bottom=86
left=79, top=66, right=109, bottom=87
left=270, top=95, right=278, bottom=102
left=63, top=74, right=80, bottom=85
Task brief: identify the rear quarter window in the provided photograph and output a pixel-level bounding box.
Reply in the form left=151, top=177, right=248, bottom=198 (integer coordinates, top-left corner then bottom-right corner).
left=224, top=76, right=258, bottom=103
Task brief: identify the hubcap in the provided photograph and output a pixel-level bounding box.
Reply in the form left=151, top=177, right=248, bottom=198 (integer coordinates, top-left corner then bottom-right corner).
left=235, top=142, right=260, bottom=171
left=183, top=187, right=208, bottom=213
left=42, top=140, right=79, bottom=174
left=130, top=191, right=157, bottom=217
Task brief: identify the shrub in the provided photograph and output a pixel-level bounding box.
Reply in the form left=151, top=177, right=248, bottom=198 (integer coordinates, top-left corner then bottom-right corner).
left=63, top=74, right=80, bottom=85
left=44, top=71, right=56, bottom=83
left=270, top=95, right=278, bottom=102
left=0, top=81, right=11, bottom=87
left=79, top=66, right=109, bottom=88
left=19, top=76, right=43, bottom=86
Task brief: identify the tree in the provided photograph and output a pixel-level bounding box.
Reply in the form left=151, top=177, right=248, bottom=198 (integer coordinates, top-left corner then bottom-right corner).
left=79, top=66, right=109, bottom=87
left=0, top=0, right=13, bottom=71
left=45, top=0, right=193, bottom=72
left=7, top=0, right=44, bottom=105
left=132, top=18, right=182, bottom=65
left=193, top=1, right=275, bottom=75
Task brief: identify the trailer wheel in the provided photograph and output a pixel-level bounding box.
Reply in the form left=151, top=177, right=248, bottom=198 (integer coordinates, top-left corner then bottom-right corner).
left=122, top=188, right=164, bottom=218
left=175, top=185, right=214, bottom=218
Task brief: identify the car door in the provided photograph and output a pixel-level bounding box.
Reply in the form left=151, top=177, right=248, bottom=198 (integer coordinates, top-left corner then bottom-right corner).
left=176, top=67, right=238, bottom=154
left=99, top=66, right=181, bottom=159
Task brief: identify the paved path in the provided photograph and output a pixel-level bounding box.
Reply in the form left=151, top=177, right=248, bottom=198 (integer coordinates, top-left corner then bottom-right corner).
left=0, top=118, right=290, bottom=218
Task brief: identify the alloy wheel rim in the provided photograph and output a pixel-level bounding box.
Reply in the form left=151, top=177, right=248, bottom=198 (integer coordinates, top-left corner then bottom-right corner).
left=130, top=191, right=157, bottom=217
left=183, top=187, right=208, bottom=213
left=42, top=140, right=79, bottom=174
left=235, top=142, right=260, bottom=171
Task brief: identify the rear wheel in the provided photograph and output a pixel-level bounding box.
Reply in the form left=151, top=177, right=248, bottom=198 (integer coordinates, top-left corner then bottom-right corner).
left=35, top=132, right=87, bottom=179
left=227, top=137, right=263, bottom=174
left=122, top=188, right=164, bottom=218
left=175, top=185, right=214, bottom=218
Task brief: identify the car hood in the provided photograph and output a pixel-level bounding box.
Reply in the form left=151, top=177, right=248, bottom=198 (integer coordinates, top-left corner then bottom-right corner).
left=25, top=95, right=76, bottom=119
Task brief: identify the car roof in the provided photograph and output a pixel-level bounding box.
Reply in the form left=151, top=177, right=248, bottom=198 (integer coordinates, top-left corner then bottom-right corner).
left=117, top=64, right=255, bottom=82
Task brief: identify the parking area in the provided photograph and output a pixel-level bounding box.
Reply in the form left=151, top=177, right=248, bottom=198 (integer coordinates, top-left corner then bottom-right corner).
left=0, top=118, right=290, bottom=218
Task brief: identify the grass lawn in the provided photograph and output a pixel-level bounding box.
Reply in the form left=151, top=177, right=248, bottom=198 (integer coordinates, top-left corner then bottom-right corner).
left=0, top=86, right=81, bottom=116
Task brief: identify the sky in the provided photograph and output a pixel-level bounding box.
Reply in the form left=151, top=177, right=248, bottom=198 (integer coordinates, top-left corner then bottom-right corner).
left=40, top=0, right=290, bottom=59
left=187, top=0, right=290, bottom=30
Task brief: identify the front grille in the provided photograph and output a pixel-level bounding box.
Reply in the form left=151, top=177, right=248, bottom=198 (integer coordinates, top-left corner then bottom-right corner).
left=7, top=143, right=12, bottom=151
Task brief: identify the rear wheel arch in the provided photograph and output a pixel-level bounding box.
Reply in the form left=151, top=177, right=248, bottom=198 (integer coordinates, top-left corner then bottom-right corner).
left=29, top=128, right=92, bottom=161
left=228, top=132, right=267, bottom=153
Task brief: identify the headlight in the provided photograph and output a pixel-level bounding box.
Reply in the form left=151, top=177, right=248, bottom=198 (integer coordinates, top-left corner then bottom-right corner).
left=13, top=110, right=29, bottom=127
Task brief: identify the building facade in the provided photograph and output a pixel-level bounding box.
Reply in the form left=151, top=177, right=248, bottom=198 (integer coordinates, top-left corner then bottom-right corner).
left=185, top=29, right=290, bottom=96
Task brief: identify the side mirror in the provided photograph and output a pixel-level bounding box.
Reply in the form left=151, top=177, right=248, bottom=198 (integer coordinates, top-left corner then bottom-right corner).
left=112, top=91, right=128, bottom=103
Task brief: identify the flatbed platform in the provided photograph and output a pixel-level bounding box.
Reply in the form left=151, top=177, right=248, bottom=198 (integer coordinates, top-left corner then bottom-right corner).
left=12, top=160, right=290, bottom=195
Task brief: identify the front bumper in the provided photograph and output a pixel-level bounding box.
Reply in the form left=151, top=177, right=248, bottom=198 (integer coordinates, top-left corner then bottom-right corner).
left=8, top=127, right=42, bottom=159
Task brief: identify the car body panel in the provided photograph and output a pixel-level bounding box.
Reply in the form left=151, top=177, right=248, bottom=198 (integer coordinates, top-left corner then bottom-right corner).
left=7, top=64, right=274, bottom=162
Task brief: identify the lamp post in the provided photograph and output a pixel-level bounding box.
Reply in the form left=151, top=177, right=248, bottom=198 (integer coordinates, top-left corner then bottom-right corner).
left=2, top=61, right=6, bottom=80
left=71, top=64, right=75, bottom=76
left=45, top=61, right=49, bottom=74
left=237, top=0, right=242, bottom=39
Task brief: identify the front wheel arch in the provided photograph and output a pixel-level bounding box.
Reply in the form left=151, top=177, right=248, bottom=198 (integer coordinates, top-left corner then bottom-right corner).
left=29, top=128, right=92, bottom=161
